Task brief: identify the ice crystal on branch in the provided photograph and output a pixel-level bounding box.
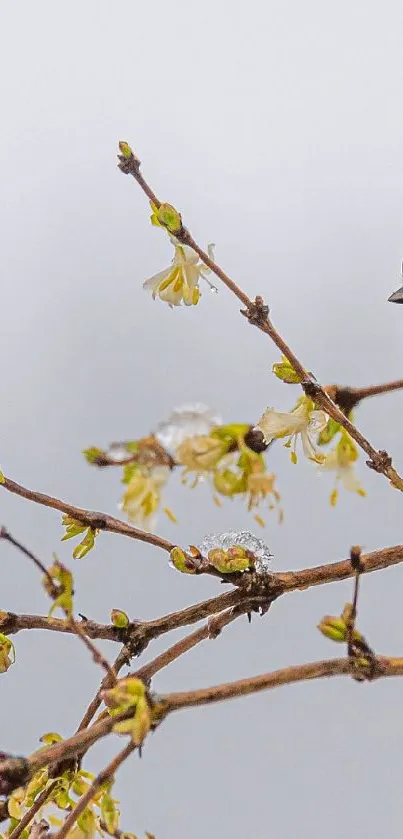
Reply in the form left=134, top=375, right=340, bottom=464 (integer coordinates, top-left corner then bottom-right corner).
left=197, top=531, right=273, bottom=574
left=155, top=403, right=222, bottom=450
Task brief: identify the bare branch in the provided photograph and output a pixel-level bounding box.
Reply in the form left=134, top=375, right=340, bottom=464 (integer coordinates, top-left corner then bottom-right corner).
left=2, top=545, right=403, bottom=640
left=0, top=528, right=56, bottom=593
left=0, top=477, right=174, bottom=553
left=133, top=601, right=257, bottom=683
left=161, top=655, right=403, bottom=713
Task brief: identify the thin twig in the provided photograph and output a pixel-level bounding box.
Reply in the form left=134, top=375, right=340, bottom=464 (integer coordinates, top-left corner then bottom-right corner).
left=54, top=742, right=135, bottom=839
left=76, top=649, right=129, bottom=732
left=2, top=545, right=403, bottom=640
left=8, top=782, right=57, bottom=839
left=0, top=528, right=56, bottom=592
left=2, top=653, right=403, bottom=790
left=0, top=477, right=174, bottom=553
left=161, top=655, right=403, bottom=713
left=0, top=527, right=117, bottom=682
left=69, top=617, right=117, bottom=683
left=348, top=379, right=403, bottom=402
left=133, top=601, right=257, bottom=683
left=118, top=145, right=403, bottom=490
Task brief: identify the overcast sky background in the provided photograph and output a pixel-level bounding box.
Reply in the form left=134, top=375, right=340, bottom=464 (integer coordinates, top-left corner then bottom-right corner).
left=1, top=2, right=403, bottom=837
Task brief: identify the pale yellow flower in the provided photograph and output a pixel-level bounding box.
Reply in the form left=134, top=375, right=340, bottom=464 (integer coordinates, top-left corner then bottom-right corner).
left=176, top=435, right=228, bottom=475
left=257, top=398, right=328, bottom=463
left=143, top=241, right=216, bottom=307
left=120, top=466, right=169, bottom=530
left=318, top=435, right=366, bottom=504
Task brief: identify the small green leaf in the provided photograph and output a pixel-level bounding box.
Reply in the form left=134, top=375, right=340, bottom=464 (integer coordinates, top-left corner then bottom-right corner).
left=272, top=356, right=304, bottom=384
left=72, top=528, right=97, bottom=560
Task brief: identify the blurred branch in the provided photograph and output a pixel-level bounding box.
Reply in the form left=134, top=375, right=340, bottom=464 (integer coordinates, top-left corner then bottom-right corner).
left=118, top=144, right=403, bottom=490
left=328, top=379, right=403, bottom=415
left=8, top=783, right=57, bottom=839
left=54, top=743, right=135, bottom=839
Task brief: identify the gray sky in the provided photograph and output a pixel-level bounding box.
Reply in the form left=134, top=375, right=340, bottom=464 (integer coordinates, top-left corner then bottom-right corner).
left=1, top=1, right=403, bottom=837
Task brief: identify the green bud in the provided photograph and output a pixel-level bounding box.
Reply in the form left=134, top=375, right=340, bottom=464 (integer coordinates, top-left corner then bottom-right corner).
left=118, top=141, right=133, bottom=159
left=170, top=546, right=196, bottom=574
left=39, top=732, right=63, bottom=745
left=114, top=694, right=152, bottom=745
left=0, top=468, right=5, bottom=484
left=110, top=609, right=130, bottom=629
left=82, top=447, right=106, bottom=464
left=208, top=547, right=251, bottom=574
left=104, top=676, right=146, bottom=713
left=272, top=356, right=304, bottom=384
left=157, top=203, right=182, bottom=233
left=317, top=615, right=347, bottom=643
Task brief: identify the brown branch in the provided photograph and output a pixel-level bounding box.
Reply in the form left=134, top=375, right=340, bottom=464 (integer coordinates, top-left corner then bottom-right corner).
left=69, top=617, right=117, bottom=683
left=0, top=528, right=56, bottom=593
left=0, top=712, right=130, bottom=788
left=8, top=782, right=57, bottom=839
left=118, top=145, right=403, bottom=490
left=0, top=612, right=124, bottom=641
left=161, top=655, right=403, bottom=713
left=274, top=544, right=403, bottom=593
left=3, top=651, right=403, bottom=796
left=133, top=601, right=257, bottom=683
left=0, top=476, right=174, bottom=553
left=328, top=379, right=403, bottom=415
left=2, top=545, right=403, bottom=641
left=74, top=589, right=244, bottom=732
left=54, top=742, right=135, bottom=839
left=76, top=649, right=127, bottom=732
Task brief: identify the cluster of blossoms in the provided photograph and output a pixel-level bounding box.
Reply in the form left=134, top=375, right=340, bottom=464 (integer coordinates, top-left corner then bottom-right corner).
left=79, top=201, right=367, bottom=537
left=256, top=359, right=366, bottom=505
left=5, top=751, right=122, bottom=839
left=84, top=405, right=281, bottom=531
left=127, top=405, right=281, bottom=528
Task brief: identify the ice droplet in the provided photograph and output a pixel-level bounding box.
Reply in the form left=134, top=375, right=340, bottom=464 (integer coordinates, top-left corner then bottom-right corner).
left=197, top=531, right=273, bottom=574
left=155, top=404, right=222, bottom=451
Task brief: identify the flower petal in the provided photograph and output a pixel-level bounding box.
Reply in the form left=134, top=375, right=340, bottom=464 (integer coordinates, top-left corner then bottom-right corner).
left=257, top=408, right=304, bottom=442
left=339, top=464, right=365, bottom=494
left=143, top=267, right=171, bottom=293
